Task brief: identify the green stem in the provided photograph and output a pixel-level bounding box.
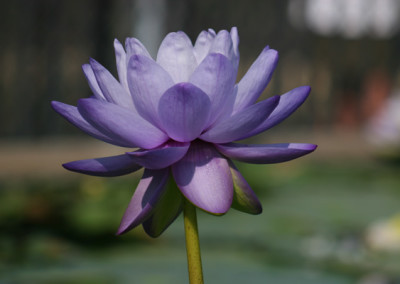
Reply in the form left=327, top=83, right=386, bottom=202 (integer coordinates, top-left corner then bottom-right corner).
left=183, top=199, right=204, bottom=284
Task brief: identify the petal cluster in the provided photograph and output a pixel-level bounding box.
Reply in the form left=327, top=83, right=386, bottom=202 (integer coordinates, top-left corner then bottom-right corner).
left=52, top=27, right=317, bottom=237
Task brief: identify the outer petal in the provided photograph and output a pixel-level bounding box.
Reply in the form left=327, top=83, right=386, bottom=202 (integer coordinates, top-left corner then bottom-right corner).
left=142, top=178, right=183, bottom=237
left=233, top=47, right=278, bottom=113
left=78, top=98, right=168, bottom=149
left=200, top=96, right=280, bottom=143
left=228, top=160, right=262, bottom=214
left=239, top=86, right=311, bottom=139
left=117, top=168, right=170, bottom=235
left=63, top=154, right=142, bottom=177
left=82, top=64, right=105, bottom=101
left=193, top=30, right=215, bottom=64
left=127, top=55, right=174, bottom=126
left=189, top=53, right=236, bottom=126
left=89, top=58, right=135, bottom=110
left=158, top=83, right=211, bottom=142
left=216, top=143, right=318, bottom=164
left=51, top=101, right=132, bottom=147
left=172, top=141, right=233, bottom=214
left=114, top=39, right=129, bottom=91
left=156, top=32, right=197, bottom=83
left=126, top=141, right=190, bottom=169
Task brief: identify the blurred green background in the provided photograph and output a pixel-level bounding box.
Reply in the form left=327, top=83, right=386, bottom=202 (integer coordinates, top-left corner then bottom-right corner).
left=1, top=0, right=400, bottom=283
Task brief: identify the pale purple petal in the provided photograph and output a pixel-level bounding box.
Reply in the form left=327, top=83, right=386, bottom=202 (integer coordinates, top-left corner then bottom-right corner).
left=208, top=30, right=237, bottom=69
left=51, top=101, right=132, bottom=147
left=142, top=179, right=183, bottom=237
left=125, top=37, right=152, bottom=59
left=216, top=143, right=318, bottom=164
left=189, top=53, right=236, bottom=126
left=230, top=27, right=239, bottom=59
left=82, top=64, right=105, bottom=101
left=156, top=31, right=197, bottom=82
left=89, top=58, right=135, bottom=110
left=228, top=160, right=262, bottom=214
left=158, top=83, right=211, bottom=142
left=114, top=39, right=129, bottom=91
left=126, top=141, right=190, bottom=169
left=200, top=96, right=280, bottom=143
left=127, top=55, right=174, bottom=126
left=193, top=30, right=215, bottom=64
left=239, top=86, right=311, bottom=139
left=233, top=47, right=278, bottom=113
left=63, top=154, right=142, bottom=177
left=78, top=98, right=168, bottom=149
left=172, top=141, right=233, bottom=214
left=117, top=168, right=170, bottom=235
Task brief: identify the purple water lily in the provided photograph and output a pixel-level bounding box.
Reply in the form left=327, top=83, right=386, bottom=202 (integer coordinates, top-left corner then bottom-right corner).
left=52, top=27, right=316, bottom=237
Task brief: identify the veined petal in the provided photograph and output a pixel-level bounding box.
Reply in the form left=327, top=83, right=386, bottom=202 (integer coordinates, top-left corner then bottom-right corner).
left=127, top=55, right=174, bottom=126
left=117, top=168, right=170, bottom=235
left=63, top=154, right=142, bottom=177
left=239, top=86, right=311, bottom=139
left=172, top=141, right=233, bottom=214
left=82, top=64, right=105, bottom=101
left=193, top=30, right=216, bottom=64
left=142, top=178, right=183, bottom=237
left=125, top=37, right=152, bottom=59
left=156, top=31, right=197, bottom=83
left=126, top=141, right=190, bottom=169
left=216, top=143, right=318, bottom=164
left=208, top=30, right=237, bottom=69
left=51, top=101, right=131, bottom=147
left=228, top=160, right=262, bottom=214
left=89, top=58, right=135, bottom=110
left=189, top=53, right=236, bottom=126
left=233, top=47, right=278, bottom=113
left=158, top=83, right=211, bottom=142
left=200, top=96, right=280, bottom=143
left=114, top=39, right=129, bottom=91
left=78, top=98, right=168, bottom=149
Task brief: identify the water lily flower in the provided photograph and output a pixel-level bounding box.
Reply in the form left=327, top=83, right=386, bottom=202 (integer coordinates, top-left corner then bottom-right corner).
left=51, top=27, right=317, bottom=237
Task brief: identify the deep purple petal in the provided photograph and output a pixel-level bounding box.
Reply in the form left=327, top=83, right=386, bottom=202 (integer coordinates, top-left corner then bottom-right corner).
left=63, top=154, right=142, bottom=177
left=125, top=37, right=152, bottom=59
left=127, top=55, right=174, bottom=126
left=239, top=86, right=311, bottom=139
left=142, top=179, right=183, bottom=237
left=156, top=32, right=197, bottom=82
left=82, top=64, right=105, bottom=101
left=78, top=98, right=168, bottom=149
left=216, top=143, right=318, bottom=164
left=172, top=141, right=233, bottom=214
left=126, top=141, right=190, bottom=169
left=200, top=96, right=280, bottom=143
left=51, top=101, right=132, bottom=147
left=114, top=39, right=129, bottom=91
left=193, top=30, right=215, bottom=64
left=233, top=47, right=278, bottom=113
left=228, top=160, right=262, bottom=214
left=117, top=168, right=170, bottom=235
left=158, top=83, right=211, bottom=142
left=189, top=53, right=236, bottom=126
left=89, top=58, right=135, bottom=110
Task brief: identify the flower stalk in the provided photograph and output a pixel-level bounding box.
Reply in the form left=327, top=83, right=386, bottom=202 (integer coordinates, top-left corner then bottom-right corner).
left=184, top=198, right=204, bottom=284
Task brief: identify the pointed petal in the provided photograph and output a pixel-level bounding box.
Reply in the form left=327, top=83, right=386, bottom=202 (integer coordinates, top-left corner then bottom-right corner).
left=142, top=178, right=183, bottom=237
left=156, top=32, right=197, bottom=83
left=51, top=101, right=131, bottom=147
left=200, top=96, right=280, bottom=143
left=234, top=47, right=278, bottom=113
left=82, top=64, right=105, bottom=101
left=63, top=154, right=142, bottom=177
left=216, top=143, right=318, bottom=164
left=78, top=98, right=168, bottom=149
left=114, top=39, right=129, bottom=91
left=240, top=86, right=311, bottom=139
left=125, top=37, right=152, bottom=59
left=228, top=160, right=262, bottom=214
left=127, top=55, right=174, bottom=126
left=117, top=168, right=170, bottom=235
left=127, top=141, right=190, bottom=169
left=208, top=30, right=237, bottom=69
left=172, top=141, right=233, bottom=214
left=230, top=27, right=239, bottom=58
left=158, top=83, right=211, bottom=142
left=193, top=30, right=215, bottom=64
left=190, top=53, right=236, bottom=126
left=89, top=58, right=135, bottom=110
